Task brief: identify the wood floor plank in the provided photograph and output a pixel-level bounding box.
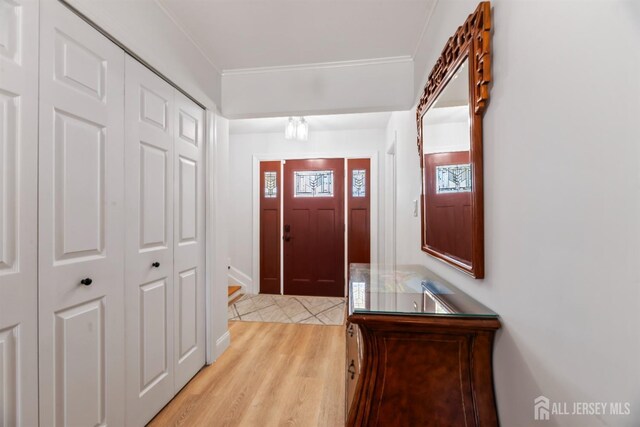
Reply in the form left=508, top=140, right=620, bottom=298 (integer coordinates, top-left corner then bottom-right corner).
left=148, top=321, right=345, bottom=427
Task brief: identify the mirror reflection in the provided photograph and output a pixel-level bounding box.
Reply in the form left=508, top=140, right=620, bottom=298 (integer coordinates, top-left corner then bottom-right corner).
left=421, top=59, right=472, bottom=266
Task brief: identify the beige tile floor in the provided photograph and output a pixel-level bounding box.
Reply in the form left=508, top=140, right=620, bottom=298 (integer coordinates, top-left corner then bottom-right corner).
left=228, top=294, right=346, bottom=325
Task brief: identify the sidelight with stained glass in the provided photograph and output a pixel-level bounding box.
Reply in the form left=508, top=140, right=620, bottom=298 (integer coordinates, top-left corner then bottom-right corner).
left=264, top=171, right=277, bottom=198
left=352, top=169, right=366, bottom=197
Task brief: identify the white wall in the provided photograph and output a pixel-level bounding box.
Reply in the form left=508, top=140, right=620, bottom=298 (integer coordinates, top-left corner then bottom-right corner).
left=64, top=0, right=221, bottom=109
left=389, top=1, right=640, bottom=426
left=229, top=127, right=388, bottom=292
left=222, top=58, right=413, bottom=119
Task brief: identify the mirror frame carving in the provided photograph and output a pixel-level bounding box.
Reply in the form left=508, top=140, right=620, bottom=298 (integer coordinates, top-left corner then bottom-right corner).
left=416, top=1, right=491, bottom=278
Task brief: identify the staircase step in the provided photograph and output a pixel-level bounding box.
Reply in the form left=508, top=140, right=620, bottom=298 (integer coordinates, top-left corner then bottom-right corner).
left=229, top=293, right=244, bottom=306
left=228, top=285, right=244, bottom=306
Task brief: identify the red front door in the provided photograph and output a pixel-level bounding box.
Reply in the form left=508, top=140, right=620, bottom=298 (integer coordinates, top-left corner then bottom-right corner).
left=424, top=151, right=473, bottom=264
left=283, top=158, right=345, bottom=297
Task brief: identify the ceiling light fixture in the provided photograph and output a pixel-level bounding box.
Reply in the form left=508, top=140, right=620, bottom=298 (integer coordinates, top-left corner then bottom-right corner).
left=285, top=116, right=309, bottom=141
left=285, top=117, right=296, bottom=140
left=296, top=117, right=308, bottom=141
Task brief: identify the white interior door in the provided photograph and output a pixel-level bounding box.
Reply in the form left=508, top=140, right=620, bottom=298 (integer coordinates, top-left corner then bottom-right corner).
left=38, top=1, right=126, bottom=425
left=0, top=0, right=39, bottom=425
left=124, top=55, right=176, bottom=426
left=173, top=92, right=206, bottom=391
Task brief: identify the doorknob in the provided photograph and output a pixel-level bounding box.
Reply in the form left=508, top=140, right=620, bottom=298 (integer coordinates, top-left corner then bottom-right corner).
left=283, top=234, right=291, bottom=242
left=152, top=262, right=160, bottom=268
left=80, top=278, right=93, bottom=286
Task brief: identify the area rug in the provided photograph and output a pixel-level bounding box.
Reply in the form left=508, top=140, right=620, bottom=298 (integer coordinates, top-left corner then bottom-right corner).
left=228, top=294, right=345, bottom=325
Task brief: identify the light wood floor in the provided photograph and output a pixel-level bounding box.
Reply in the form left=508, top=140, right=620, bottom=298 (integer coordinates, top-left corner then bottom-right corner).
left=148, top=321, right=345, bottom=427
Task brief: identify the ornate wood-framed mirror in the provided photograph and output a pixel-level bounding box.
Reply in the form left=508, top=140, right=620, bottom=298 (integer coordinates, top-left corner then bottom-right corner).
left=416, top=2, right=491, bottom=278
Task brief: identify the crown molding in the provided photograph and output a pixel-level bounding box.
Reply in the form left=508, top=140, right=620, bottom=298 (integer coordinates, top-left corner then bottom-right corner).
left=222, top=56, right=413, bottom=77
left=154, top=0, right=223, bottom=75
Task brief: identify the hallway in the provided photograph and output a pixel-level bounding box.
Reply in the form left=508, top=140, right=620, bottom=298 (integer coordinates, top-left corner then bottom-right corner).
left=149, top=321, right=345, bottom=426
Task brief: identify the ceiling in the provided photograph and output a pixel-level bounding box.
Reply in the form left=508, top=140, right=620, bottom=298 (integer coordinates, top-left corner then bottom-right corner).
left=157, top=0, right=437, bottom=71
left=229, top=112, right=392, bottom=134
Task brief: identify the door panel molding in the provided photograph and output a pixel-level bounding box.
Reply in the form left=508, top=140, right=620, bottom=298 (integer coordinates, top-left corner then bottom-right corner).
left=139, top=279, right=169, bottom=394
left=0, top=325, right=19, bottom=425
left=0, top=89, right=18, bottom=273
left=54, top=30, right=106, bottom=101
left=139, top=142, right=169, bottom=250
left=54, top=298, right=106, bottom=427
left=53, top=109, right=106, bottom=263
left=177, top=268, right=198, bottom=361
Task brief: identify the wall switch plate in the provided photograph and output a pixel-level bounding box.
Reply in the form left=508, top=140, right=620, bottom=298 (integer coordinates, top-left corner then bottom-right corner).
left=413, top=199, right=419, bottom=217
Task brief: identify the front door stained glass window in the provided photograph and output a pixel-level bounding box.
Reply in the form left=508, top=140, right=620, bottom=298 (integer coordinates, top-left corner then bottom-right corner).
left=264, top=171, right=277, bottom=198
left=436, top=164, right=472, bottom=194
left=294, top=170, right=334, bottom=197
left=352, top=169, right=366, bottom=197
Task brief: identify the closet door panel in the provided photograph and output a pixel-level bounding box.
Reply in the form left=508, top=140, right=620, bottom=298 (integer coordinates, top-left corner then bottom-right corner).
left=53, top=110, right=106, bottom=260
left=54, top=299, right=105, bottom=427
left=173, top=92, right=206, bottom=391
left=39, top=1, right=125, bottom=425
left=0, top=0, right=38, bottom=425
left=124, top=56, right=175, bottom=426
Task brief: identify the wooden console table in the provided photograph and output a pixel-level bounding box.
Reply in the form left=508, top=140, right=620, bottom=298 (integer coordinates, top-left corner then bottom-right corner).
left=346, top=264, right=501, bottom=426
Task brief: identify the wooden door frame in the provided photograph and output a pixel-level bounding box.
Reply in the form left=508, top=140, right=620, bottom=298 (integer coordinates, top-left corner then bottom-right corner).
left=252, top=151, right=379, bottom=295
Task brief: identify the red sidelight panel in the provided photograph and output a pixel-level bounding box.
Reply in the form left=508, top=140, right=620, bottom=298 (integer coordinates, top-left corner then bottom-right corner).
left=259, top=161, right=281, bottom=294
left=283, top=158, right=345, bottom=297
left=347, top=159, right=371, bottom=273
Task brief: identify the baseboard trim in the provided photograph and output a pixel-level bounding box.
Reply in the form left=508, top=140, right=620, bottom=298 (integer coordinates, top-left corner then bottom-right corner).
left=227, top=266, right=252, bottom=290
left=213, top=330, right=231, bottom=361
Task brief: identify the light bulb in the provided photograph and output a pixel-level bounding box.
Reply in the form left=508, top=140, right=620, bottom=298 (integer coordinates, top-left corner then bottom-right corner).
left=285, top=117, right=296, bottom=140
left=296, top=117, right=308, bottom=141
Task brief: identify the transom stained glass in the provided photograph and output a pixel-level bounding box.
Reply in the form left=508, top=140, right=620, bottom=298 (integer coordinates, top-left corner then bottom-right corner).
left=352, top=169, right=366, bottom=197
left=264, top=171, right=277, bottom=198
left=436, top=164, right=472, bottom=194
left=294, top=170, right=334, bottom=197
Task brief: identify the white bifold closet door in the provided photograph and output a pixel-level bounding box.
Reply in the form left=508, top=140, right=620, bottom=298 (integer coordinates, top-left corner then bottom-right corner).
left=38, top=1, right=126, bottom=426
left=172, top=90, right=206, bottom=391
left=124, top=56, right=206, bottom=426
left=124, top=57, right=176, bottom=426
left=0, top=0, right=39, bottom=425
